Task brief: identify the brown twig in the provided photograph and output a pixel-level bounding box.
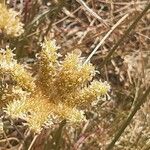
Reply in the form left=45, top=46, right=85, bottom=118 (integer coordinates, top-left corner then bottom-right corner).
left=28, top=134, right=39, bottom=150
left=100, top=2, right=150, bottom=68
left=84, top=13, right=129, bottom=64
left=76, top=0, right=109, bottom=27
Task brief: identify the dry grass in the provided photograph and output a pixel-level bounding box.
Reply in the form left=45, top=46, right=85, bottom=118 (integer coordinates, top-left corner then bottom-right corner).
left=0, top=0, right=150, bottom=149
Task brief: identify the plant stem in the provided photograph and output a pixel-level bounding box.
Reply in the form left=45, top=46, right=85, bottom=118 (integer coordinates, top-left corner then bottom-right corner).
left=106, top=86, right=150, bottom=150
left=84, top=13, right=128, bottom=64
left=54, top=120, right=66, bottom=150
left=100, top=2, right=150, bottom=68
left=44, top=120, right=66, bottom=150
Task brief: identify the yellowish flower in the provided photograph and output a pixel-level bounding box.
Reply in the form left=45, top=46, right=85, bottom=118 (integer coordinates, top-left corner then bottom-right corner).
left=0, top=48, right=35, bottom=91
left=0, top=3, right=24, bottom=37
left=1, top=39, right=110, bottom=133
left=74, top=80, right=110, bottom=107
left=36, top=39, right=60, bottom=98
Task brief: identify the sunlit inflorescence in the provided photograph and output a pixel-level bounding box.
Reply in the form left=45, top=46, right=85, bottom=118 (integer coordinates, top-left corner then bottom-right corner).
left=0, top=39, right=110, bottom=133
left=0, top=3, right=24, bottom=37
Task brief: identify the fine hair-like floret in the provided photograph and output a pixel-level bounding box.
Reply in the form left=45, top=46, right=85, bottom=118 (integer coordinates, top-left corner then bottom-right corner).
left=0, top=39, right=110, bottom=133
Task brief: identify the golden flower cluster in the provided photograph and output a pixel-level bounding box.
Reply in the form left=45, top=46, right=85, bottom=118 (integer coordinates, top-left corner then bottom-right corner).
left=0, top=3, right=24, bottom=37
left=0, top=39, right=110, bottom=133
left=0, top=48, right=35, bottom=91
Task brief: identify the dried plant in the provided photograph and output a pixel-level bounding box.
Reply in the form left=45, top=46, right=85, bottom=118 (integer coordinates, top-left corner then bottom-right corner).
left=0, top=1, right=149, bottom=149
left=0, top=3, right=24, bottom=37
left=0, top=39, right=110, bottom=133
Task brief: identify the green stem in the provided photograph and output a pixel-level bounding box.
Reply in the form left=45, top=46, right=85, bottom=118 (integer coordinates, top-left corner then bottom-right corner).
left=44, top=120, right=66, bottom=150
left=106, top=86, right=150, bottom=150
left=42, top=0, right=67, bottom=41
left=54, top=119, right=66, bottom=150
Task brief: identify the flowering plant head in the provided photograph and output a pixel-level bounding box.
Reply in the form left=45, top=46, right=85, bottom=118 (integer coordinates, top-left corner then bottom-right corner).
left=0, top=3, right=24, bottom=37
left=0, top=39, right=110, bottom=133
